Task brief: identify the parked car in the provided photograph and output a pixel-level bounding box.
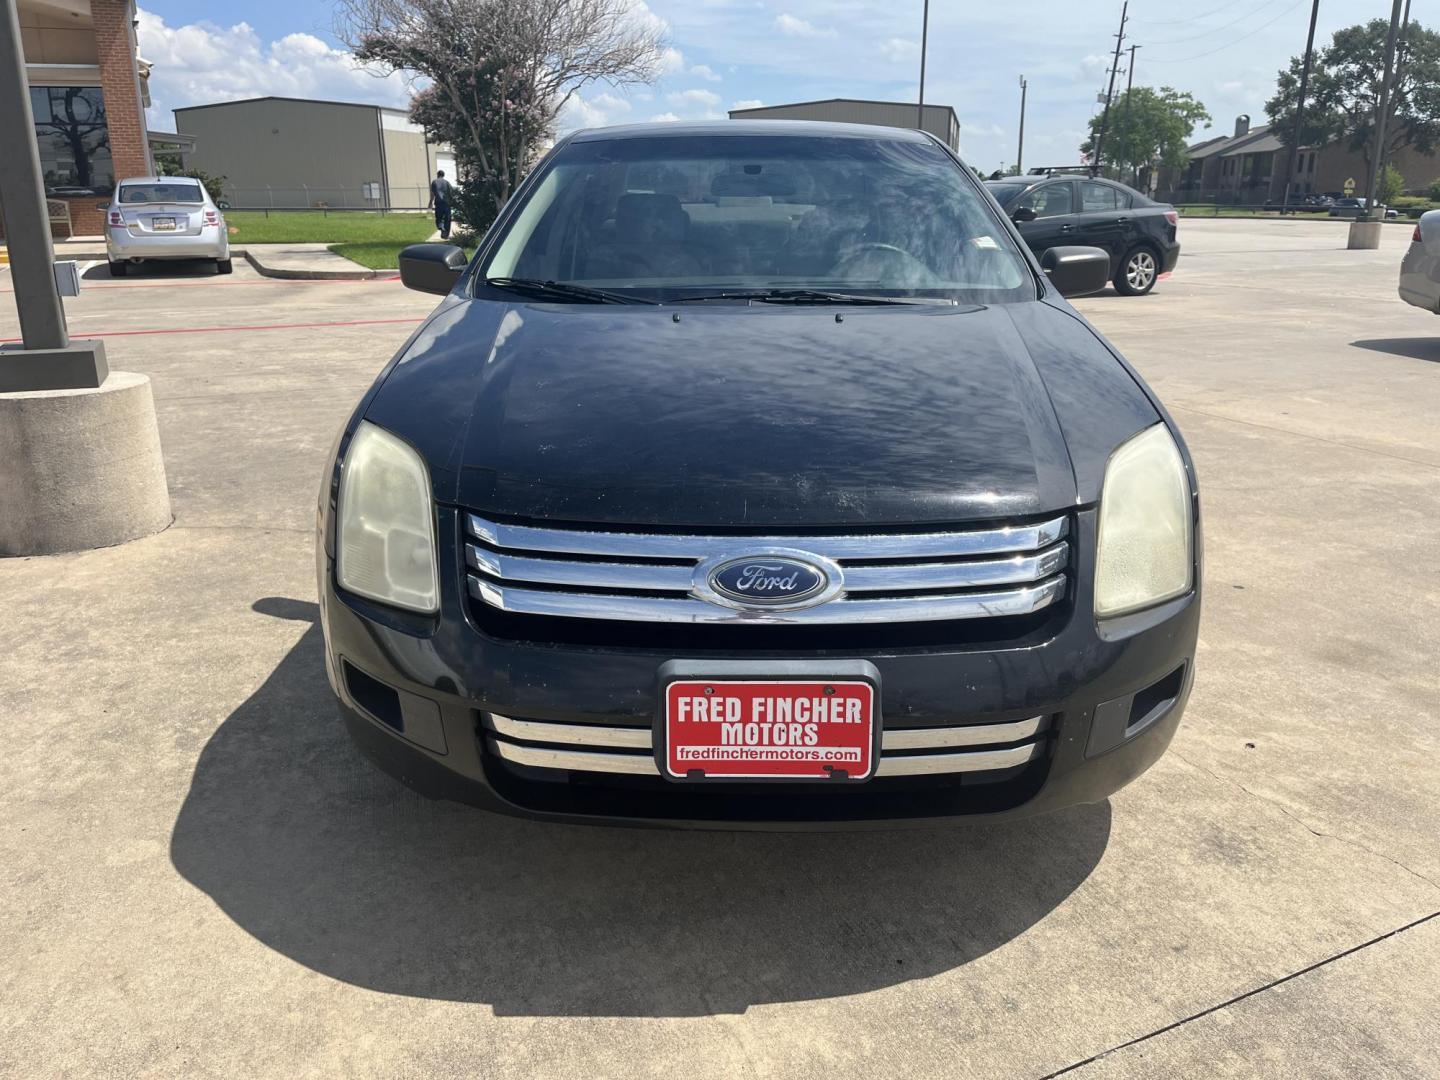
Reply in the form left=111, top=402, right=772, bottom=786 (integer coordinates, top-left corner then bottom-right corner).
left=1328, top=197, right=1398, bottom=220
left=317, top=120, right=1201, bottom=828
left=1262, top=193, right=1332, bottom=211
left=1399, top=209, right=1440, bottom=313
left=105, top=176, right=231, bottom=276
left=983, top=175, right=1179, bottom=296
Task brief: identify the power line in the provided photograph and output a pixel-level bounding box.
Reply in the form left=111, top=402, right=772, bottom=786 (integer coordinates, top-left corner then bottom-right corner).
left=1144, top=0, right=1284, bottom=47
left=1092, top=2, right=1129, bottom=174
left=1127, top=0, right=1250, bottom=28
left=1149, top=0, right=1305, bottom=63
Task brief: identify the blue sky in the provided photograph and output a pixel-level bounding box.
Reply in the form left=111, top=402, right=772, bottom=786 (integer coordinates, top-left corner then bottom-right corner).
left=137, top=1, right=1437, bottom=173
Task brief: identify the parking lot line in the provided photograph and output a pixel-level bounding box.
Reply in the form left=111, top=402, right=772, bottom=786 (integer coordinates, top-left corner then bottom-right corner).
left=0, top=316, right=423, bottom=343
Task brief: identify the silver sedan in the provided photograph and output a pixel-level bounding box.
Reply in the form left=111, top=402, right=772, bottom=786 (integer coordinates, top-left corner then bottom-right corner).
left=105, top=176, right=231, bottom=276
left=1399, top=209, right=1440, bottom=314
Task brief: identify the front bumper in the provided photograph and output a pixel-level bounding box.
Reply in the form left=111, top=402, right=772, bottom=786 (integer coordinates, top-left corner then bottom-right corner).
left=107, top=226, right=228, bottom=261
left=319, top=507, right=1199, bottom=829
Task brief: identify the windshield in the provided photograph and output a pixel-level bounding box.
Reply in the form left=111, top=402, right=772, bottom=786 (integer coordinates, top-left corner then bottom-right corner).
left=984, top=182, right=1026, bottom=206
left=481, top=134, right=1033, bottom=303
left=120, top=181, right=205, bottom=205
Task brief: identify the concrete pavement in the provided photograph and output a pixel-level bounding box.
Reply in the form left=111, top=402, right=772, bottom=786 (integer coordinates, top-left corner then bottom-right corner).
left=1, top=223, right=1436, bottom=1078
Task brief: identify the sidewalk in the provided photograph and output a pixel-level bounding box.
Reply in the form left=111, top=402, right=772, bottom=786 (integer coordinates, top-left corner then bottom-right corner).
left=14, top=236, right=378, bottom=280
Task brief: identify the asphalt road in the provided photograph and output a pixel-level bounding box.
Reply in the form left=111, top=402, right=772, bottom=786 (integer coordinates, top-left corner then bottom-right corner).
left=1, top=222, right=1436, bottom=1079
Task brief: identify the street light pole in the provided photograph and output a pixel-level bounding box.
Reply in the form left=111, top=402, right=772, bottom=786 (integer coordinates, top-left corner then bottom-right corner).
left=1121, top=44, right=1140, bottom=185
left=1016, top=75, right=1028, bottom=175
left=1281, top=0, right=1321, bottom=216
left=0, top=0, right=68, bottom=355
left=916, top=0, right=929, bottom=132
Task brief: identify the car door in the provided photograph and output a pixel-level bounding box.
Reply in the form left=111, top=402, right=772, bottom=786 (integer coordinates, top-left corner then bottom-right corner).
left=1074, top=181, right=1129, bottom=260
left=1012, top=181, right=1077, bottom=261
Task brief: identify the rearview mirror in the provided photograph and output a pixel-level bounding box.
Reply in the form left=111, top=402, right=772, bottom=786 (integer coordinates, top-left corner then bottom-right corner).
left=1011, top=206, right=1038, bottom=223
left=1040, top=246, right=1111, bottom=298
left=398, top=243, right=468, bottom=295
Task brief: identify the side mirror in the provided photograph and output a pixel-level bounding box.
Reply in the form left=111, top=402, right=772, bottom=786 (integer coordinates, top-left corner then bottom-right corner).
left=1011, top=206, right=1038, bottom=224
left=398, top=243, right=467, bottom=295
left=1040, top=246, right=1111, bottom=298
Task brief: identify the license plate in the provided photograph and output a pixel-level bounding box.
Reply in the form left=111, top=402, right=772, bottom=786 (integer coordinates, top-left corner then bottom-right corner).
left=152, top=217, right=176, bottom=231
left=660, top=679, right=877, bottom=781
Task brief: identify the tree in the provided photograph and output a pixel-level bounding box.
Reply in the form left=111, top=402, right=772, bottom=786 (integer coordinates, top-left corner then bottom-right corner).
left=339, top=0, right=665, bottom=232
left=1266, top=19, right=1440, bottom=180
left=1379, top=164, right=1405, bottom=203
left=155, top=162, right=228, bottom=203
left=1080, top=87, right=1210, bottom=182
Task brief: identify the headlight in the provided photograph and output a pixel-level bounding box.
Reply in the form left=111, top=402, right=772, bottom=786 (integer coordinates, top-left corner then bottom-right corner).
left=336, top=421, right=439, bottom=613
left=1094, top=423, right=1193, bottom=617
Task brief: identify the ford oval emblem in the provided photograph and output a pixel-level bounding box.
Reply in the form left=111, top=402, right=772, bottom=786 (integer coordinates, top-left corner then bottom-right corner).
left=707, top=555, right=829, bottom=607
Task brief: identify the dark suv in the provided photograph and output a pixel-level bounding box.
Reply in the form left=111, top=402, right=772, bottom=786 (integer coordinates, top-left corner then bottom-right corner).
left=985, top=175, right=1180, bottom=296
left=317, top=121, right=1201, bottom=829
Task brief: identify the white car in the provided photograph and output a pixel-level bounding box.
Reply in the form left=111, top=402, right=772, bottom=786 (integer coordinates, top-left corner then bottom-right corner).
left=1399, top=209, right=1440, bottom=313
left=105, top=176, right=231, bottom=276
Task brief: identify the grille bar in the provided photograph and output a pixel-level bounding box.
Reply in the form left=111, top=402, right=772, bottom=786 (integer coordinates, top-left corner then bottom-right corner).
left=467, top=542, right=1069, bottom=594
left=468, top=575, right=1066, bottom=624
left=484, top=711, right=1046, bottom=778
left=466, top=513, right=1069, bottom=626
left=485, top=712, right=1045, bottom=752
left=469, top=513, right=1067, bottom=561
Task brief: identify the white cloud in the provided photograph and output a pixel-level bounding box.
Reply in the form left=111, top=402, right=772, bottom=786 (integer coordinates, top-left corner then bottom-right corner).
left=730, top=99, right=765, bottom=112
left=659, top=47, right=686, bottom=74
left=668, top=88, right=721, bottom=108
left=689, top=64, right=721, bottom=82
left=136, top=8, right=413, bottom=128
left=650, top=111, right=682, bottom=122
left=559, top=90, right=634, bottom=132
left=878, top=38, right=918, bottom=63
left=774, top=14, right=835, bottom=39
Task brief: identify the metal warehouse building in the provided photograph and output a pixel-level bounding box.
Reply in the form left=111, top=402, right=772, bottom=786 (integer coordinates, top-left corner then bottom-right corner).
left=174, top=96, right=454, bottom=209
left=728, top=98, right=960, bottom=152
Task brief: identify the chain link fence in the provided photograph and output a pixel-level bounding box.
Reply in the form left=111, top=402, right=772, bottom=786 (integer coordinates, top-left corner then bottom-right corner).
left=215, top=185, right=435, bottom=211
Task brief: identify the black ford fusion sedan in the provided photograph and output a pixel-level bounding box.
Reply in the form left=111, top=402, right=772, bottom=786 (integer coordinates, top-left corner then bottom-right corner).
left=317, top=120, right=1201, bottom=829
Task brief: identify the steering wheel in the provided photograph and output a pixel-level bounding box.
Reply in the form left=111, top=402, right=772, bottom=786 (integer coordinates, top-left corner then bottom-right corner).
left=829, top=242, right=929, bottom=278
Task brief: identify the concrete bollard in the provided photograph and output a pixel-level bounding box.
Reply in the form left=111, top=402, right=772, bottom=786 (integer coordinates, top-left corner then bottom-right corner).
left=1347, top=221, right=1384, bottom=250
left=0, top=371, right=171, bottom=556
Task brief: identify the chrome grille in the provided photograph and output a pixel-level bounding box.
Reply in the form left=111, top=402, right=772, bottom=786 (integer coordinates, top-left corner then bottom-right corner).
left=484, top=713, right=1048, bottom=778
left=465, top=514, right=1069, bottom=625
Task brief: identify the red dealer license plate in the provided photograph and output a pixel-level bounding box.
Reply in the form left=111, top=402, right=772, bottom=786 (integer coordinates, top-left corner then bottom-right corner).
left=661, top=680, right=877, bottom=782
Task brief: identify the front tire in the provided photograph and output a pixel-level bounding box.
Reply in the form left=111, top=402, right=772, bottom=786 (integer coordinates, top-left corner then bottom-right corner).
left=1114, top=245, right=1159, bottom=296
left=216, top=257, right=233, bottom=275
left=108, top=260, right=128, bottom=277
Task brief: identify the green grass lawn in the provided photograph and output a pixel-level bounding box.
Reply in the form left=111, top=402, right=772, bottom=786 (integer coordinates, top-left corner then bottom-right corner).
left=223, top=211, right=437, bottom=245
left=328, top=240, right=473, bottom=270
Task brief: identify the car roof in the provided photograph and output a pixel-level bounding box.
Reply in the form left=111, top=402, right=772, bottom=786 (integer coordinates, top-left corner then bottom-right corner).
left=118, top=176, right=205, bottom=184
left=567, top=119, right=934, bottom=144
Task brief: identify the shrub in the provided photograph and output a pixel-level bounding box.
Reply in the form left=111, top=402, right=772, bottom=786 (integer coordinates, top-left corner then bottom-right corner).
left=1378, top=165, right=1405, bottom=204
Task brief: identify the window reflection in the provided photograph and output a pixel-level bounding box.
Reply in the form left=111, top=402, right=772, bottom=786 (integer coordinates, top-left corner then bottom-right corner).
left=30, top=86, right=114, bottom=195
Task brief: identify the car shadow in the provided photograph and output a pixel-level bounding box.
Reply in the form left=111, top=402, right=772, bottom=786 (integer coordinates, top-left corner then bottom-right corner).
left=82, top=260, right=227, bottom=281
left=169, top=598, right=1111, bottom=1016
left=1351, top=337, right=1440, bottom=363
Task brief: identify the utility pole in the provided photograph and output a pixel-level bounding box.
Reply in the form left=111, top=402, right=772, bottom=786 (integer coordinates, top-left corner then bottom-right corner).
left=1379, top=0, right=1413, bottom=184
left=1016, top=75, right=1028, bottom=175
left=916, top=0, right=929, bottom=132
left=1281, top=0, right=1321, bottom=216
left=1120, top=44, right=1140, bottom=185
left=1363, top=0, right=1404, bottom=218
left=1091, top=2, right=1128, bottom=177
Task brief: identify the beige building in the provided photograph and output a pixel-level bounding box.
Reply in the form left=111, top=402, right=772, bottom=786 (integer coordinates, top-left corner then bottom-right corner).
left=10, top=0, right=152, bottom=238
left=174, top=96, right=454, bottom=209
left=728, top=98, right=961, bottom=153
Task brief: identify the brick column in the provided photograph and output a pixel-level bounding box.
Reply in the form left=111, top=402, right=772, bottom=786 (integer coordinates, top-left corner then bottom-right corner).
left=92, top=0, right=149, bottom=181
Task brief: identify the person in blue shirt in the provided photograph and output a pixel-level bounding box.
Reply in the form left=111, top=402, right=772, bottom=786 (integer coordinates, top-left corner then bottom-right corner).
left=427, top=170, right=454, bottom=239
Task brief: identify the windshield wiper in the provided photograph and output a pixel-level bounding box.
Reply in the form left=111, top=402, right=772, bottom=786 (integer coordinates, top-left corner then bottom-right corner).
left=483, top=277, right=659, bottom=305
left=671, top=288, right=942, bottom=306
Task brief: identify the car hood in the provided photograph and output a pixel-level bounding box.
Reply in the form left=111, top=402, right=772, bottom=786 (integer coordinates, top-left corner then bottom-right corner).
left=364, top=297, right=1159, bottom=528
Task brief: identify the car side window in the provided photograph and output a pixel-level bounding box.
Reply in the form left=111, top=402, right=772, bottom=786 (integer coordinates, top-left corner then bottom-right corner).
left=1113, top=189, right=1133, bottom=209
left=1017, top=182, right=1073, bottom=218
left=1079, top=182, right=1117, bottom=212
